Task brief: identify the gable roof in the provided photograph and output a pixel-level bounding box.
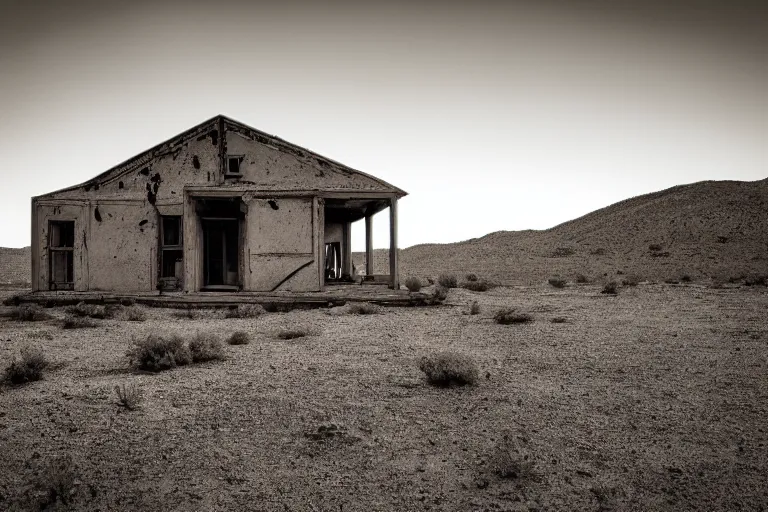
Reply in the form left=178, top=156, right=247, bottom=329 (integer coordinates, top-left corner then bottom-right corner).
left=38, top=114, right=407, bottom=198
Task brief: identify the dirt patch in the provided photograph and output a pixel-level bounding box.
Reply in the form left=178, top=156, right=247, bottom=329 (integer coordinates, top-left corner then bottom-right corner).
left=0, top=285, right=766, bottom=510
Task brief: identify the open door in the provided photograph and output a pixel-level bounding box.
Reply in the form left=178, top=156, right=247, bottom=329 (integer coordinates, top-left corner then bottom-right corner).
left=196, top=198, right=243, bottom=291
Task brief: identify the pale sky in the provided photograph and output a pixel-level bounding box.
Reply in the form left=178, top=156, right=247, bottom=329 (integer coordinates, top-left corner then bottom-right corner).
left=1, top=0, right=765, bottom=251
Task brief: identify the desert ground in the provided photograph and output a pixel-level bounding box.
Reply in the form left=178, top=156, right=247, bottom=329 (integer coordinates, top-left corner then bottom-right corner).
left=1, top=282, right=766, bottom=511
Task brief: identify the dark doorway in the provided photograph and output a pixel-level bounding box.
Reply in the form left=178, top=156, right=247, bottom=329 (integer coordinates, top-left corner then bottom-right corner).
left=324, top=242, right=341, bottom=281
left=197, top=198, right=244, bottom=291
left=49, top=220, right=75, bottom=290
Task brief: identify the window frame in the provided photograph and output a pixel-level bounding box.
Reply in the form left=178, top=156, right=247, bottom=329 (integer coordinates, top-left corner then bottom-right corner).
left=48, top=220, right=75, bottom=290
left=159, top=216, right=183, bottom=282
left=225, top=155, right=244, bottom=177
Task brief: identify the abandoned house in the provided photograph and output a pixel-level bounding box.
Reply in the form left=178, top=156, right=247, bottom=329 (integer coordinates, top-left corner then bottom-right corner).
left=30, top=115, right=405, bottom=294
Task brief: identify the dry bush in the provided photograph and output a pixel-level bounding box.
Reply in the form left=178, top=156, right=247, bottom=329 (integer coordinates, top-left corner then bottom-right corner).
left=127, top=334, right=192, bottom=372
left=275, top=327, right=315, bottom=340
left=227, top=331, right=250, bottom=345
left=188, top=332, right=225, bottom=363
left=744, top=274, right=767, bottom=286
left=39, top=456, right=77, bottom=507
left=465, top=273, right=478, bottom=282
left=601, top=281, right=619, bottom=294
left=125, top=307, right=147, bottom=322
left=590, top=248, right=606, bottom=256
left=120, top=297, right=136, bottom=306
left=437, top=274, right=458, bottom=288
left=621, top=275, right=640, bottom=286
left=553, top=247, right=575, bottom=257
left=114, top=383, right=143, bottom=410
left=461, top=279, right=490, bottom=292
left=648, top=244, right=663, bottom=252
left=551, top=317, right=567, bottom=323
left=404, top=276, right=422, bottom=292
left=171, top=308, right=201, bottom=320
left=3, top=347, right=49, bottom=385
left=470, top=301, right=481, bottom=315
left=427, top=285, right=449, bottom=305
left=62, top=314, right=99, bottom=329
left=348, top=302, right=378, bottom=315
left=67, top=302, right=106, bottom=319
left=575, top=274, right=589, bottom=283
left=262, top=302, right=296, bottom=313
left=224, top=304, right=266, bottom=319
left=680, top=274, right=692, bottom=283
left=419, top=352, right=478, bottom=387
left=13, top=304, right=49, bottom=322
left=548, top=277, right=567, bottom=289
left=494, top=309, right=533, bottom=325
left=493, top=435, right=535, bottom=480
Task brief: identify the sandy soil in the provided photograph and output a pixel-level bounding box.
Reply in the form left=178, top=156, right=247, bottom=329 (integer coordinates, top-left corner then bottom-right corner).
left=0, top=284, right=766, bottom=511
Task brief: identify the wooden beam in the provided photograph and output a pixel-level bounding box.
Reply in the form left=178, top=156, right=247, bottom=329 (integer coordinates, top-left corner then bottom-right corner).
left=389, top=198, right=399, bottom=289
left=365, top=214, right=373, bottom=276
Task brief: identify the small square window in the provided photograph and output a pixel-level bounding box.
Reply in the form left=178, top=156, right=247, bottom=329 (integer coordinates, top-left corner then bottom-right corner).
left=227, top=156, right=243, bottom=175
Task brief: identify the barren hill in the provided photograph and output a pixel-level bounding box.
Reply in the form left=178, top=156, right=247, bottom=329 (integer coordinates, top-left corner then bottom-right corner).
left=356, top=178, right=768, bottom=285
left=0, top=247, right=30, bottom=285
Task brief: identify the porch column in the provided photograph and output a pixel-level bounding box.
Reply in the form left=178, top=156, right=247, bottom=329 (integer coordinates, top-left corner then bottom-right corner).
left=365, top=214, right=373, bottom=276
left=389, top=197, right=399, bottom=289
left=342, top=221, right=352, bottom=278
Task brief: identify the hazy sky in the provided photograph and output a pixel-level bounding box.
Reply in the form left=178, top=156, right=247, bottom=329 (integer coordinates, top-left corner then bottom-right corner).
left=1, top=0, right=765, bottom=250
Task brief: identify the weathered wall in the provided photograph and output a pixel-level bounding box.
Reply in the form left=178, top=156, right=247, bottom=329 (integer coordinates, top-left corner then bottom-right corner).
left=225, top=130, right=393, bottom=192
left=324, top=222, right=344, bottom=245
left=245, top=197, right=318, bottom=291
left=86, top=201, right=158, bottom=291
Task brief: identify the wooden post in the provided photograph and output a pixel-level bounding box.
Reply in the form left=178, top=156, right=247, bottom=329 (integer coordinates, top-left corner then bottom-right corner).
left=30, top=198, right=39, bottom=291
left=389, top=197, right=399, bottom=289
left=365, top=214, right=373, bottom=276
left=342, top=221, right=352, bottom=278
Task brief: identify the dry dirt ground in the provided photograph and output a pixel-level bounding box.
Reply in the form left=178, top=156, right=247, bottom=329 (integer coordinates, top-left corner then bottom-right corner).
left=0, top=284, right=766, bottom=511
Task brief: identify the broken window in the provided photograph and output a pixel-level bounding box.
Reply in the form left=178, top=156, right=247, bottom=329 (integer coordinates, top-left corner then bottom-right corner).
left=160, top=216, right=183, bottom=287
left=49, top=221, right=74, bottom=290
left=226, top=156, right=244, bottom=176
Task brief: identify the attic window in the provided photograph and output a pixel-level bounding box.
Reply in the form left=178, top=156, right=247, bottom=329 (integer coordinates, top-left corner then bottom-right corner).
left=226, top=156, right=244, bottom=176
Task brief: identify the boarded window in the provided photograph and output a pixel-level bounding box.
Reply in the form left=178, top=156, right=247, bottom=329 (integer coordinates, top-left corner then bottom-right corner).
left=160, top=216, right=183, bottom=281
left=49, top=221, right=74, bottom=290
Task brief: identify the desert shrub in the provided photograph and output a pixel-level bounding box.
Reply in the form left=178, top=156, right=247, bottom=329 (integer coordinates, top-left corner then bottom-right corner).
left=494, top=309, right=533, bottom=325
left=716, top=236, right=729, bottom=243
left=621, top=274, right=640, bottom=286
left=651, top=251, right=671, bottom=258
left=664, top=278, right=680, bottom=285
left=262, top=302, right=295, bottom=313
left=648, top=244, right=662, bottom=252
left=120, top=297, right=136, bottom=306
left=601, top=281, right=618, bottom=295
left=437, top=274, right=458, bottom=288
left=224, top=304, right=265, bottom=319
left=114, top=383, right=143, bottom=410
left=171, top=308, right=200, bottom=320
left=40, top=456, right=77, bottom=507
left=553, top=247, right=575, bottom=257
left=67, top=302, right=106, bottom=319
left=419, top=352, right=478, bottom=387
left=62, top=315, right=99, bottom=329
left=104, top=304, right=123, bottom=319
left=125, top=307, right=147, bottom=322
left=461, top=280, right=490, bottom=292
left=427, top=285, right=449, bottom=305
left=3, top=347, right=49, bottom=385
left=188, top=332, right=225, bottom=363
left=470, top=301, right=480, bottom=315
left=227, top=331, right=250, bottom=345
left=127, top=334, right=191, bottom=372
left=744, top=274, right=767, bottom=286
left=275, top=328, right=314, bottom=340
left=348, top=302, right=377, bottom=315
left=590, top=248, right=606, bottom=256
left=548, top=277, right=567, bottom=289
left=494, top=435, right=535, bottom=480
left=426, top=277, right=435, bottom=285
left=574, top=274, right=589, bottom=283
left=13, top=304, right=49, bottom=322
left=551, top=317, right=567, bottom=323
left=680, top=274, right=692, bottom=283
left=404, top=277, right=422, bottom=292
left=465, top=273, right=478, bottom=282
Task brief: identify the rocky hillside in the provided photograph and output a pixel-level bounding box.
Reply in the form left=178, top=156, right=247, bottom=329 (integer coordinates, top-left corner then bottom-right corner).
left=0, top=247, right=31, bottom=285
left=356, top=178, right=768, bottom=285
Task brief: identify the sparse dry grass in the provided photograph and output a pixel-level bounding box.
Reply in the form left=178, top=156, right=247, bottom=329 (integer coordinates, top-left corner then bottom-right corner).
left=188, top=332, right=225, bottom=363
left=114, top=383, right=143, bottom=410
left=493, top=309, right=533, bottom=325
left=3, top=346, right=49, bottom=385
left=419, top=352, right=478, bottom=387
left=227, top=331, right=251, bottom=345
left=62, top=315, right=99, bottom=329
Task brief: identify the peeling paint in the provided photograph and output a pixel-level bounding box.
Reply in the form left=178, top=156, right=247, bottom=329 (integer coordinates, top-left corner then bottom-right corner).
left=268, top=200, right=279, bottom=210
left=139, top=219, right=148, bottom=226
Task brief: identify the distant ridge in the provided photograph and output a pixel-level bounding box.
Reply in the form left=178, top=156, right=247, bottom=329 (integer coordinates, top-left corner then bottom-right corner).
left=355, top=178, right=768, bottom=285
left=0, top=247, right=31, bottom=285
